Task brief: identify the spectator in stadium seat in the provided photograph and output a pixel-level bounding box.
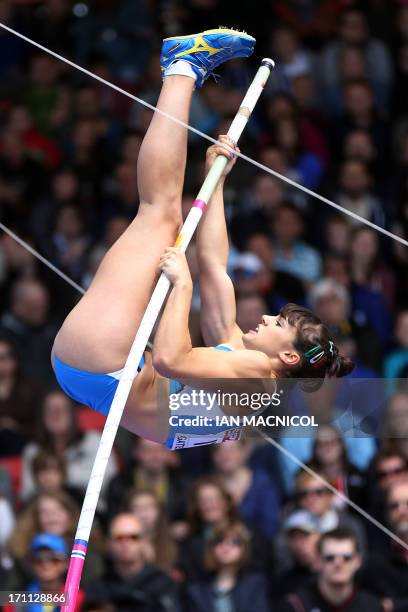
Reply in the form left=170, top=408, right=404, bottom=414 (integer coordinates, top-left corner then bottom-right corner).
left=384, top=310, right=408, bottom=385
left=271, top=117, right=324, bottom=191
left=86, top=513, right=180, bottom=612
left=320, top=8, right=393, bottom=113
left=183, top=520, right=271, bottom=612
left=373, top=451, right=408, bottom=498
left=44, top=204, right=90, bottom=282
left=349, top=227, right=394, bottom=344
left=270, top=26, right=315, bottom=89
left=365, top=450, right=408, bottom=552
left=278, top=527, right=382, bottom=611
left=0, top=335, right=43, bottom=456
left=236, top=294, right=269, bottom=336
left=29, top=167, right=84, bottom=249
left=323, top=253, right=350, bottom=290
left=323, top=215, right=352, bottom=257
left=99, top=160, right=140, bottom=229
left=106, top=437, right=189, bottom=524
left=361, top=479, right=408, bottom=612
left=272, top=203, right=322, bottom=284
left=322, top=44, right=368, bottom=117
left=21, top=390, right=118, bottom=508
left=382, top=393, right=408, bottom=462
left=0, top=127, right=48, bottom=231
left=25, top=53, right=69, bottom=137
left=308, top=277, right=382, bottom=371
left=8, top=491, right=78, bottom=559
left=272, top=510, right=320, bottom=601
left=0, top=278, right=57, bottom=385
left=342, top=129, right=379, bottom=177
left=211, top=440, right=281, bottom=540
left=383, top=392, right=408, bottom=444
left=264, top=91, right=328, bottom=166
left=293, top=471, right=367, bottom=556
left=179, top=476, right=269, bottom=581
left=245, top=233, right=306, bottom=306
left=335, top=158, right=386, bottom=229
left=122, top=488, right=178, bottom=576
left=4, top=533, right=84, bottom=612
left=308, top=425, right=368, bottom=512
left=230, top=164, right=298, bottom=247
left=351, top=225, right=395, bottom=305
left=0, top=0, right=29, bottom=87
left=331, top=78, right=389, bottom=157
left=6, top=104, right=61, bottom=170
left=72, top=83, right=121, bottom=152
left=7, top=490, right=103, bottom=588
left=24, top=450, right=83, bottom=508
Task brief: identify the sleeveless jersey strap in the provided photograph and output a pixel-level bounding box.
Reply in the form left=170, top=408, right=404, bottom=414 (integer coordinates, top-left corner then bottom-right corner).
left=214, top=344, right=233, bottom=352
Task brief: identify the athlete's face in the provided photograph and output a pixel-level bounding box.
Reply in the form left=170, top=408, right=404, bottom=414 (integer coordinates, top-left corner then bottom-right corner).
left=242, top=313, right=298, bottom=361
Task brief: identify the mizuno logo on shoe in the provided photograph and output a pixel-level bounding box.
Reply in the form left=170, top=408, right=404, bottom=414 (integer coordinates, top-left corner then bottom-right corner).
left=175, top=36, right=223, bottom=58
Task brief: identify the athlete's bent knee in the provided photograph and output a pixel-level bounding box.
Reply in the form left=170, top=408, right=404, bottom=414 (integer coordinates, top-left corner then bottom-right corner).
left=139, top=199, right=182, bottom=228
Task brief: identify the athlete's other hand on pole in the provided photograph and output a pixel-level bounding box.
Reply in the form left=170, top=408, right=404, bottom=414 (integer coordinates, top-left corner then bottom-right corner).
left=159, top=247, right=192, bottom=287
left=206, top=134, right=239, bottom=176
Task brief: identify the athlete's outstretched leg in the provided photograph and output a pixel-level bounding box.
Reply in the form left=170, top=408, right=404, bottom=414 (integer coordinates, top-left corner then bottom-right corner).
left=53, top=75, right=195, bottom=372
left=53, top=29, right=256, bottom=374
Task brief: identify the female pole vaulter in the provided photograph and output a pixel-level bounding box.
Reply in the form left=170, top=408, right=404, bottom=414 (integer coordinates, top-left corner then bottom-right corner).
left=52, top=28, right=354, bottom=451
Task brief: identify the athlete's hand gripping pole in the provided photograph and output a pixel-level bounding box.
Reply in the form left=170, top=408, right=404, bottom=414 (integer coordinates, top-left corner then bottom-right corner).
left=62, top=58, right=275, bottom=612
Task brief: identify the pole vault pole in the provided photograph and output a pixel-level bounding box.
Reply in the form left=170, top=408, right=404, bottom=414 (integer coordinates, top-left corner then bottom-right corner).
left=62, top=57, right=275, bottom=611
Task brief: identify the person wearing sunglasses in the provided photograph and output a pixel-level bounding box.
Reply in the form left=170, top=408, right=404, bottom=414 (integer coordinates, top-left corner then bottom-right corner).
left=365, top=449, right=408, bottom=543
left=294, top=470, right=366, bottom=557
left=361, top=479, right=408, bottom=612
left=278, top=527, right=382, bottom=612
left=183, top=520, right=270, bottom=612
left=85, top=513, right=180, bottom=612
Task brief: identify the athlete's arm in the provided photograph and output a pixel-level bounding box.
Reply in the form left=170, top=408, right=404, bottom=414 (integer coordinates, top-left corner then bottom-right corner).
left=196, top=136, right=244, bottom=348
left=152, top=247, right=194, bottom=369
left=153, top=248, right=271, bottom=382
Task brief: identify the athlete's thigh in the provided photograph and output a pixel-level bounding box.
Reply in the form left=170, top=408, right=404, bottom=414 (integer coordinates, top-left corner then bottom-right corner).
left=54, top=206, right=179, bottom=372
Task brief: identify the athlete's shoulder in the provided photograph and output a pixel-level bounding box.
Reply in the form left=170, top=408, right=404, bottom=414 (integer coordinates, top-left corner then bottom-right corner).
left=229, top=348, right=272, bottom=378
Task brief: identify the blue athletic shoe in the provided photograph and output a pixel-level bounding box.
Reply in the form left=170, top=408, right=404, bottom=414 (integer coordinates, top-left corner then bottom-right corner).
left=160, top=28, right=256, bottom=88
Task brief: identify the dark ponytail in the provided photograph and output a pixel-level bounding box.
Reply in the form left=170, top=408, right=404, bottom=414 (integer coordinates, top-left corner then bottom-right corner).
left=279, top=303, right=355, bottom=393
left=327, top=354, right=355, bottom=379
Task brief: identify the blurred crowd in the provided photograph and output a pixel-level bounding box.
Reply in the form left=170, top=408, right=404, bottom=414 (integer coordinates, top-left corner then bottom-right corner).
left=1, top=0, right=408, bottom=611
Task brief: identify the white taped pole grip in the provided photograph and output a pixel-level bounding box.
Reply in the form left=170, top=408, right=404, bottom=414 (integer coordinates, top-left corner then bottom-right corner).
left=197, top=59, right=274, bottom=205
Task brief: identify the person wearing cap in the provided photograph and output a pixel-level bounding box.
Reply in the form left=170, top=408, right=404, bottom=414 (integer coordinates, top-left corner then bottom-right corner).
left=4, top=533, right=84, bottom=612
left=272, top=510, right=320, bottom=602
